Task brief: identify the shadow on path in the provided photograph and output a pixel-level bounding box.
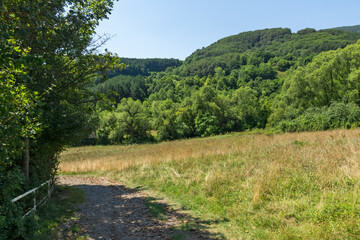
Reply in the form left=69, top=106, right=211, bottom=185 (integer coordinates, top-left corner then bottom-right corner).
left=59, top=176, right=225, bottom=240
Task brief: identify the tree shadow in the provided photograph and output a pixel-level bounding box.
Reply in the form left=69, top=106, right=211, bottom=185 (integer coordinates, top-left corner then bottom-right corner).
left=60, top=180, right=226, bottom=240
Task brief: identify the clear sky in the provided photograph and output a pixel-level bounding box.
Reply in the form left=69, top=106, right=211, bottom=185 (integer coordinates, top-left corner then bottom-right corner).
left=96, top=0, right=360, bottom=60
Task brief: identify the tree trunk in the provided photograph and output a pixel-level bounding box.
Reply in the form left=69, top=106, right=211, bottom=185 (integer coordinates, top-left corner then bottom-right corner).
left=22, top=137, right=30, bottom=182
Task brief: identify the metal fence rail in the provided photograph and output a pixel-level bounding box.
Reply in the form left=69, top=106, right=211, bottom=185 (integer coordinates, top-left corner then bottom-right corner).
left=11, top=179, right=55, bottom=219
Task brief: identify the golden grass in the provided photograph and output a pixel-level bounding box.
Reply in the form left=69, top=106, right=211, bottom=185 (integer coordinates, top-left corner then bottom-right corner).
left=59, top=132, right=246, bottom=172
left=59, top=129, right=360, bottom=176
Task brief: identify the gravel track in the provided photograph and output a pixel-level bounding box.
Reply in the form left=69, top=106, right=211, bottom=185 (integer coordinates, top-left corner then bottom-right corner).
left=58, top=176, right=211, bottom=240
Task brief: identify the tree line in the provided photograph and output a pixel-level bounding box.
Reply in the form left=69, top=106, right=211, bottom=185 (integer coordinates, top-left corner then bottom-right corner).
left=105, top=57, right=182, bottom=79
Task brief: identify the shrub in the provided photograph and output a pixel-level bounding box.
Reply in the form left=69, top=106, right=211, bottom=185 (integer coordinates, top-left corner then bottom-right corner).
left=277, top=102, right=360, bottom=132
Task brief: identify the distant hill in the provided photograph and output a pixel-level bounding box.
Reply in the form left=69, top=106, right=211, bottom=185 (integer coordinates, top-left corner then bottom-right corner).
left=98, top=26, right=360, bottom=104
left=180, top=28, right=360, bottom=77
left=107, top=58, right=182, bottom=78
left=98, top=58, right=182, bottom=102
left=333, top=25, right=360, bottom=33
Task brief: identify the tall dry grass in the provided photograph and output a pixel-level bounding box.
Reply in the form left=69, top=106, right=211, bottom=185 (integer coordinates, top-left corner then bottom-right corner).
left=59, top=129, right=360, bottom=176
left=60, top=133, right=250, bottom=172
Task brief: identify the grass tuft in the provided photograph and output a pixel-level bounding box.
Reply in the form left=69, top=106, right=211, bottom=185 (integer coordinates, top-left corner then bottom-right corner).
left=144, top=197, right=167, bottom=221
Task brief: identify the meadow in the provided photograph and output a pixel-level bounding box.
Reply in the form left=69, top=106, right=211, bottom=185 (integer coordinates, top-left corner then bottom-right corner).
left=59, top=129, right=360, bottom=239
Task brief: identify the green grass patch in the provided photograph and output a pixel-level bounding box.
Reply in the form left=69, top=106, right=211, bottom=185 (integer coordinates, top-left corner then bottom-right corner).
left=34, top=185, right=85, bottom=240
left=144, top=197, right=167, bottom=221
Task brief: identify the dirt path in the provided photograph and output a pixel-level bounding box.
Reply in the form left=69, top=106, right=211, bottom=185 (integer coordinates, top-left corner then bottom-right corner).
left=58, top=176, right=214, bottom=240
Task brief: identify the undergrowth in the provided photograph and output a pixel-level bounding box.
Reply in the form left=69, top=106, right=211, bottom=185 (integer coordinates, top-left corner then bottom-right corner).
left=35, top=185, right=85, bottom=240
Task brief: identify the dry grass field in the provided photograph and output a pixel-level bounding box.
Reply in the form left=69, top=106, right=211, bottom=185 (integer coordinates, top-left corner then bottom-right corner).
left=59, top=129, right=360, bottom=239
left=60, top=132, right=256, bottom=173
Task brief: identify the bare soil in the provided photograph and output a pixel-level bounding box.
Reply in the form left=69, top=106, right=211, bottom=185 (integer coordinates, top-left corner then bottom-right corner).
left=58, top=176, right=216, bottom=240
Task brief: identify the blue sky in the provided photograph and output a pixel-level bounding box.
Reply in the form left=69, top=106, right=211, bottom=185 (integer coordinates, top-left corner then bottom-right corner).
left=96, top=0, right=360, bottom=60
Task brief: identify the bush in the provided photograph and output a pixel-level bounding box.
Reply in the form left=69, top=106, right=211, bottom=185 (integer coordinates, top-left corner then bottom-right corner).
left=0, top=168, right=34, bottom=239
left=195, top=112, right=220, bottom=137
left=277, top=102, right=360, bottom=132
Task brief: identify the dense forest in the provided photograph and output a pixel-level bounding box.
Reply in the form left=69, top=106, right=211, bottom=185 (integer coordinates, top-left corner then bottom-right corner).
left=105, top=57, right=182, bottom=78
left=181, top=28, right=360, bottom=76
left=93, top=27, right=360, bottom=145
left=94, top=58, right=181, bottom=103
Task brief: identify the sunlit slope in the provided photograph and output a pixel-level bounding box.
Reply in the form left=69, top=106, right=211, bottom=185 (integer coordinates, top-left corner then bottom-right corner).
left=181, top=28, right=360, bottom=76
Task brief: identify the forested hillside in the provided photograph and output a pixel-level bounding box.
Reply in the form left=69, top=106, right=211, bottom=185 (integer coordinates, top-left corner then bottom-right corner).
left=334, top=24, right=360, bottom=33
left=92, top=27, right=360, bottom=145
left=181, top=28, right=360, bottom=76
left=106, top=58, right=182, bottom=78
left=95, top=58, right=182, bottom=103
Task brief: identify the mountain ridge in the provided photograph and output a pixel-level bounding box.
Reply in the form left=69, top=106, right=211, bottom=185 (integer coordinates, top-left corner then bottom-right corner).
left=333, top=24, right=360, bottom=33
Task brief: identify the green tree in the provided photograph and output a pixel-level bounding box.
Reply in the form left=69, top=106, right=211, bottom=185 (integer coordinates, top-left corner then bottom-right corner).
left=0, top=2, right=45, bottom=237
left=192, top=86, right=235, bottom=136
left=13, top=0, right=123, bottom=182
left=1, top=0, right=121, bottom=238
left=96, top=111, right=119, bottom=145
left=269, top=40, right=360, bottom=126
left=231, top=87, right=261, bottom=129
left=176, top=97, right=197, bottom=138
left=116, top=98, right=151, bottom=143
left=151, top=99, right=179, bottom=140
